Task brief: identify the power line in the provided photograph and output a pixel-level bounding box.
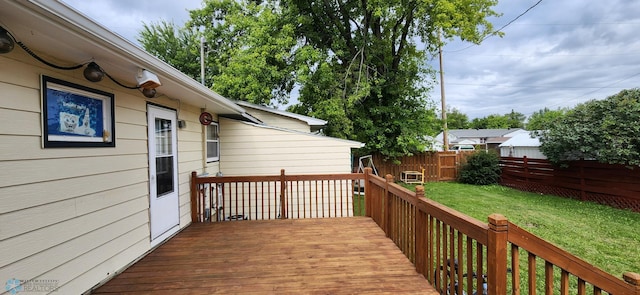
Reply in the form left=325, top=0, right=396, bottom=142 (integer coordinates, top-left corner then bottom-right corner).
left=445, top=0, right=543, bottom=53
left=491, top=0, right=543, bottom=38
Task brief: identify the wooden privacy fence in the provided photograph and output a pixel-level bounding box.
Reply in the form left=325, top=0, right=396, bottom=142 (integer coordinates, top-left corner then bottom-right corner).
left=190, top=169, right=640, bottom=294
left=500, top=156, right=640, bottom=212
left=364, top=169, right=640, bottom=295
left=370, top=151, right=472, bottom=182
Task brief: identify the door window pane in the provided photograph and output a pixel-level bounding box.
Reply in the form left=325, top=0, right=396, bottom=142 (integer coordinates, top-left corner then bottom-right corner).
left=156, top=156, right=174, bottom=196
left=155, top=118, right=174, bottom=196
left=155, top=119, right=172, bottom=155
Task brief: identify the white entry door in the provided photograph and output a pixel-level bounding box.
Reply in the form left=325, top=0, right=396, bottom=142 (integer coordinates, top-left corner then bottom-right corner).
left=148, top=105, right=180, bottom=246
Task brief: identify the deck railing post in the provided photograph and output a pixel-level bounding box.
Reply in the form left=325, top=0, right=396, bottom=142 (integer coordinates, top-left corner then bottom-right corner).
left=280, top=169, right=287, bottom=219
left=190, top=171, right=198, bottom=223
left=384, top=174, right=394, bottom=237
left=415, top=185, right=424, bottom=198
left=623, top=272, right=640, bottom=293
left=364, top=167, right=372, bottom=217
left=414, top=185, right=425, bottom=275
left=487, top=213, right=508, bottom=295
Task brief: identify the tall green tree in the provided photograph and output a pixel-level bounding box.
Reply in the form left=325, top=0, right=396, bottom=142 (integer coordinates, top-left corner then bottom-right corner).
left=446, top=108, right=470, bottom=129
left=538, top=89, right=640, bottom=166
left=505, top=109, right=526, bottom=128
left=526, top=107, right=566, bottom=130
left=138, top=21, right=201, bottom=81
left=469, top=114, right=509, bottom=129
left=190, top=1, right=298, bottom=106
left=468, top=110, right=525, bottom=129
left=139, top=0, right=501, bottom=159
left=284, top=0, right=500, bottom=159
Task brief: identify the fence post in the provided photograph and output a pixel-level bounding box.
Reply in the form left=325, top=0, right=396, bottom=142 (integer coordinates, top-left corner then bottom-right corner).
left=280, top=169, right=287, bottom=219
left=437, top=153, right=442, bottom=181
left=190, top=171, right=198, bottom=223
left=579, top=161, right=586, bottom=201
left=523, top=156, right=529, bottom=184
left=364, top=167, right=372, bottom=217
left=487, top=213, right=508, bottom=295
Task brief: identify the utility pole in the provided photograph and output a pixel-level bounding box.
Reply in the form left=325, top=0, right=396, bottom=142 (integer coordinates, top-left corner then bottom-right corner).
left=200, top=36, right=206, bottom=85
left=438, top=31, right=449, bottom=151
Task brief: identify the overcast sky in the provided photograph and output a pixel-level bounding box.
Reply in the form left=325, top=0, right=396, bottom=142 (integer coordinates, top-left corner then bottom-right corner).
left=62, top=0, right=640, bottom=119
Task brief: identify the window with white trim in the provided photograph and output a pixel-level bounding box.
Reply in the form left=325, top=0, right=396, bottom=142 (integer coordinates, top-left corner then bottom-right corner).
left=206, top=122, right=219, bottom=162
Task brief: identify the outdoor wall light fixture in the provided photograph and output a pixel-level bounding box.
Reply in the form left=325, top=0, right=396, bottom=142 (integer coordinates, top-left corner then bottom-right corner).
left=0, top=26, right=15, bottom=54
left=136, top=69, right=161, bottom=89
left=83, top=62, right=162, bottom=98
left=83, top=62, right=104, bottom=82
left=141, top=87, right=157, bottom=98
left=137, top=69, right=161, bottom=98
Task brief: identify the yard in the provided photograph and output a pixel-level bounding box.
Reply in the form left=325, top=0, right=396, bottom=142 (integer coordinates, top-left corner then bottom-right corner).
left=396, top=182, right=640, bottom=279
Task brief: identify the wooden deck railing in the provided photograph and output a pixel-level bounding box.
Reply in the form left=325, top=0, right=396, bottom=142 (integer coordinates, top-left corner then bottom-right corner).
left=190, top=170, right=365, bottom=222
left=364, top=168, right=640, bottom=295
left=190, top=168, right=640, bottom=294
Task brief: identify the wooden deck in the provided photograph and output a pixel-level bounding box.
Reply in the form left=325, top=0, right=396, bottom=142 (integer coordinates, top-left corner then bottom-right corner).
left=92, top=217, right=436, bottom=294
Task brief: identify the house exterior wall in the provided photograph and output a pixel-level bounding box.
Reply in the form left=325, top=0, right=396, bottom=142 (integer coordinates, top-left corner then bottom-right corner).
left=241, top=107, right=310, bottom=133
left=219, top=118, right=359, bottom=176
left=0, top=54, right=206, bottom=293
left=217, top=118, right=360, bottom=220
left=500, top=146, right=547, bottom=159
left=203, top=113, right=221, bottom=175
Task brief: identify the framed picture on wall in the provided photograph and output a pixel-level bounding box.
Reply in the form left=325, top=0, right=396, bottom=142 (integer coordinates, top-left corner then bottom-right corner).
left=41, top=75, right=115, bottom=147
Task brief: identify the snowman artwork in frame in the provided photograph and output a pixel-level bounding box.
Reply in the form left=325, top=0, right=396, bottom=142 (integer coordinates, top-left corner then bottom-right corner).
left=42, top=75, right=115, bottom=147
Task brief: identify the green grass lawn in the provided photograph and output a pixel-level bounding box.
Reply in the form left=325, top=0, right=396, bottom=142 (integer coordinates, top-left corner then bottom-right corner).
left=396, top=182, right=640, bottom=279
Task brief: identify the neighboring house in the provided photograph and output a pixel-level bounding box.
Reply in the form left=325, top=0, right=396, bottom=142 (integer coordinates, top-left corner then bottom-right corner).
left=433, top=128, right=528, bottom=151
left=499, top=132, right=546, bottom=159
left=423, top=135, right=443, bottom=152
left=0, top=1, right=360, bottom=294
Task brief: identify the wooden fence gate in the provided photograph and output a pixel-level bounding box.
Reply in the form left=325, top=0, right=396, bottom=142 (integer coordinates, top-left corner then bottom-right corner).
left=437, top=152, right=458, bottom=181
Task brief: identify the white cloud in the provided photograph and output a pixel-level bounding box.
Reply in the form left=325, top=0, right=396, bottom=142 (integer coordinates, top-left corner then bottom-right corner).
left=62, top=0, right=640, bottom=120
left=430, top=0, right=640, bottom=119
left=62, top=0, right=202, bottom=44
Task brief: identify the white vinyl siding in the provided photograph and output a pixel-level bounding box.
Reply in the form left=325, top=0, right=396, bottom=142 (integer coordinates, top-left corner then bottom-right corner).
left=500, top=146, right=547, bottom=159
left=219, top=118, right=360, bottom=176
left=0, top=56, right=204, bottom=294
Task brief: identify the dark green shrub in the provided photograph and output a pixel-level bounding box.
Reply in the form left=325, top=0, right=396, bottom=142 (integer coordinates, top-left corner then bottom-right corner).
left=458, top=151, right=501, bottom=185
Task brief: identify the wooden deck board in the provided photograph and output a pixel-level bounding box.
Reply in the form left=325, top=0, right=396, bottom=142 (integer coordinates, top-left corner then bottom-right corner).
left=92, top=217, right=437, bottom=294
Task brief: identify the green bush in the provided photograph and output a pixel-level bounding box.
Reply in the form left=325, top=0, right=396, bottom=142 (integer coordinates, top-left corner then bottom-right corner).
left=458, top=151, right=501, bottom=185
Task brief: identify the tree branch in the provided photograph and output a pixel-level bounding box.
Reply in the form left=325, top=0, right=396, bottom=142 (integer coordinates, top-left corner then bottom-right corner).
left=392, top=2, right=415, bottom=71
left=323, top=0, right=356, bottom=56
